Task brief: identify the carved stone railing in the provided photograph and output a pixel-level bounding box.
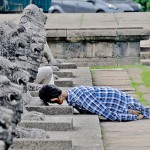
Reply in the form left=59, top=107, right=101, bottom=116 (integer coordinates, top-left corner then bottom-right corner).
left=0, top=4, right=51, bottom=149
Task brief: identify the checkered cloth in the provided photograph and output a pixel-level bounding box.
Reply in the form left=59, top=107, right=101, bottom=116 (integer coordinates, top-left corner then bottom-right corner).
left=67, top=86, right=150, bottom=121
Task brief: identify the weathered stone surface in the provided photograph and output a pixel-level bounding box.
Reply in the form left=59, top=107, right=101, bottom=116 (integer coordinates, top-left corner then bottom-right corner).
left=15, top=126, right=49, bottom=139
left=26, top=106, right=73, bottom=115
left=11, top=139, right=72, bottom=150
left=19, top=4, right=47, bottom=81
left=0, top=56, right=30, bottom=86
left=47, top=29, right=66, bottom=38
left=140, top=51, right=150, bottom=59
left=53, top=70, right=73, bottom=78
left=18, top=117, right=73, bottom=131
left=55, top=63, right=77, bottom=69
left=0, top=75, right=23, bottom=125
left=56, top=57, right=139, bottom=67
left=54, top=78, right=73, bottom=87
left=22, top=109, right=45, bottom=121
left=0, top=141, right=5, bottom=150
left=141, top=59, right=150, bottom=66
left=0, top=107, right=14, bottom=149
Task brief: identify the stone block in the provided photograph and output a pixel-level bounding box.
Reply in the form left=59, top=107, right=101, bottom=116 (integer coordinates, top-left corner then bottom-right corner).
left=140, top=52, right=150, bottom=59
left=11, top=139, right=72, bottom=150
left=140, top=59, right=150, bottom=66
left=30, top=91, right=39, bottom=97
left=66, top=29, right=116, bottom=38
left=47, top=30, right=66, bottom=38
left=140, top=46, right=150, bottom=52
left=54, top=71, right=73, bottom=78
left=54, top=78, right=73, bottom=87
left=55, top=63, right=77, bottom=69
left=19, top=117, right=73, bottom=131
left=25, top=106, right=73, bottom=115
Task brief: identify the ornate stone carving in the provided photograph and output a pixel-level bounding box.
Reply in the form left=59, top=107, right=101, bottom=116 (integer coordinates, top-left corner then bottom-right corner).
left=15, top=126, right=49, bottom=138
left=22, top=109, right=45, bottom=121
left=0, top=106, right=14, bottom=149
left=0, top=4, right=52, bottom=145
left=0, top=75, right=23, bottom=125
left=19, top=4, right=47, bottom=82
left=0, top=56, right=30, bottom=87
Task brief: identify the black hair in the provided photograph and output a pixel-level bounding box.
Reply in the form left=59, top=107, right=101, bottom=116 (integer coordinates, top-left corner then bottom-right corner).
left=39, top=84, right=62, bottom=106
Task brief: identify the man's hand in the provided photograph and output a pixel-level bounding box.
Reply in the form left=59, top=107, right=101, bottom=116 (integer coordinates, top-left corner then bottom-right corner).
left=128, top=109, right=141, bottom=115
left=128, top=109, right=144, bottom=120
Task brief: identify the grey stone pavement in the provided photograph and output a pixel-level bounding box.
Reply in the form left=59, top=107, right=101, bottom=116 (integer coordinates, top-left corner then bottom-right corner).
left=91, top=68, right=150, bottom=150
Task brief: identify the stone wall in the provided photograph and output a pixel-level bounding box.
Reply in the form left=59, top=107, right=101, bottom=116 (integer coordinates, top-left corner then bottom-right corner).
left=47, top=27, right=150, bottom=66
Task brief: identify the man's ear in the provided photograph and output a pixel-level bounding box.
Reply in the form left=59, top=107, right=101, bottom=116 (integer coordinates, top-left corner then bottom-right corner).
left=50, top=98, right=58, bottom=102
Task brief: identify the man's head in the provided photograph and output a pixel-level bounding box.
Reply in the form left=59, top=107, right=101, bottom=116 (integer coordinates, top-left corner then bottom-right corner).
left=39, top=84, right=63, bottom=105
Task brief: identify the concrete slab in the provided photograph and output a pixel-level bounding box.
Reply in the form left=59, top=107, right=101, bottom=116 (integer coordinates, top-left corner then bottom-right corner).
left=140, top=51, right=150, bottom=59
left=101, top=119, right=150, bottom=150
left=70, top=67, right=93, bottom=86
left=11, top=139, right=72, bottom=150
left=55, top=63, right=77, bottom=69
left=45, top=13, right=117, bottom=29
left=19, top=116, right=73, bottom=131
left=143, top=94, right=150, bottom=104
left=126, top=68, right=142, bottom=83
left=137, top=85, right=150, bottom=93
left=93, top=81, right=131, bottom=86
left=59, top=57, right=139, bottom=67
left=141, top=59, right=150, bottom=65
left=25, top=106, right=73, bottom=115
left=46, top=115, right=104, bottom=150
left=54, top=78, right=73, bottom=87
left=53, top=70, right=73, bottom=78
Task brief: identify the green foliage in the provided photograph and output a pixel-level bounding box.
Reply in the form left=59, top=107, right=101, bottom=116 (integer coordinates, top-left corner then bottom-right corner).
left=130, top=80, right=147, bottom=105
left=141, top=68, right=150, bottom=89
left=133, top=0, right=150, bottom=11
left=146, top=2, right=150, bottom=11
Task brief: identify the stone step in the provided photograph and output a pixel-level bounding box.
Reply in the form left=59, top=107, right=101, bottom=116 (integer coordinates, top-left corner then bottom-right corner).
left=140, top=46, right=150, bottom=52
left=28, top=97, right=69, bottom=106
left=140, top=59, right=150, bottom=66
left=25, top=106, right=73, bottom=115
left=30, top=87, right=70, bottom=97
left=54, top=70, right=73, bottom=78
left=30, top=91, right=40, bottom=97
left=11, top=139, right=72, bottom=150
left=140, top=51, right=150, bottom=59
left=19, top=116, right=73, bottom=131
left=55, top=63, right=77, bottom=69
left=54, top=78, right=73, bottom=87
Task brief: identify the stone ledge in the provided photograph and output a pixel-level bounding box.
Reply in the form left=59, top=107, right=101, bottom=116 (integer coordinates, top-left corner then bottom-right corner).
left=54, top=78, right=73, bottom=87
left=11, top=139, right=72, bottom=150
left=46, top=27, right=150, bottom=41
left=25, top=106, right=73, bottom=115
left=54, top=70, right=73, bottom=78
left=19, top=117, right=73, bottom=131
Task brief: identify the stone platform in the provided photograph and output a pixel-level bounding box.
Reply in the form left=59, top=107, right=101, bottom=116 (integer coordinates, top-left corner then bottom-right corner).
left=91, top=68, right=150, bottom=150
left=11, top=66, right=104, bottom=150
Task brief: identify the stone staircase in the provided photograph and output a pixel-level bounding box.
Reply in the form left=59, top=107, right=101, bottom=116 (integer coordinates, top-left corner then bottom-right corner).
left=140, top=46, right=150, bottom=65
left=10, top=64, right=104, bottom=150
